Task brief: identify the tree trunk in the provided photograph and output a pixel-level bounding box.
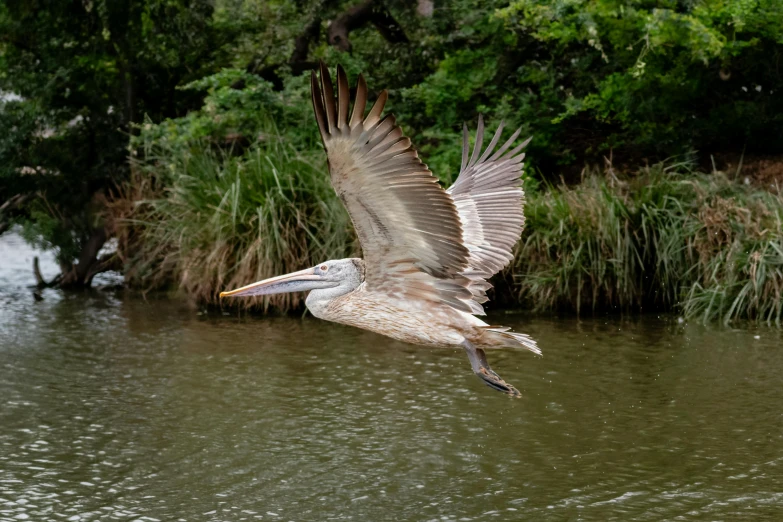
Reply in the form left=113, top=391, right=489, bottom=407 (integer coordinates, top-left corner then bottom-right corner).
left=291, top=17, right=322, bottom=63
left=38, top=226, right=120, bottom=289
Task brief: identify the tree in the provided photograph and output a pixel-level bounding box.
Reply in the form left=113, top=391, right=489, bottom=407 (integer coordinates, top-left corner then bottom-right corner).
left=0, top=0, right=227, bottom=287
left=409, top=0, right=783, bottom=172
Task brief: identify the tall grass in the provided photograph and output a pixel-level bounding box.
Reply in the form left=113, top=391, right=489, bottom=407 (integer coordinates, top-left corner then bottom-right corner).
left=517, top=166, right=783, bottom=324
left=118, top=140, right=783, bottom=323
left=121, top=131, right=353, bottom=311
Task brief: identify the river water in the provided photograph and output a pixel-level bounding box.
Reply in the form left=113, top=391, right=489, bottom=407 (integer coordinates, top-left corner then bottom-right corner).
left=1, top=232, right=782, bottom=521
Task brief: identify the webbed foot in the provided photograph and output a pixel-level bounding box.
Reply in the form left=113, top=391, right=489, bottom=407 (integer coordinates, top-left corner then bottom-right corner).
left=463, top=340, right=521, bottom=397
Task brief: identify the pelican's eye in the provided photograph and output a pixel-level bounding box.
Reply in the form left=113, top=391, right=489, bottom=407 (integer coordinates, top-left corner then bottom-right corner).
left=320, top=264, right=329, bottom=272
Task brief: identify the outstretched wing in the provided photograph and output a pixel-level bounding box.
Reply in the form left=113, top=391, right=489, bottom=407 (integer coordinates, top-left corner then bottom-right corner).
left=447, top=116, right=531, bottom=303
left=311, top=63, right=481, bottom=314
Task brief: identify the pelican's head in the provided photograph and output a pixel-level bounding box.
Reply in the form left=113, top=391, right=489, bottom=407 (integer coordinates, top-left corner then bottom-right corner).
left=219, top=258, right=364, bottom=299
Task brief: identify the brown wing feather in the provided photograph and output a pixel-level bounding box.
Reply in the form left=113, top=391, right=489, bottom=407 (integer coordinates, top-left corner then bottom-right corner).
left=312, top=63, right=480, bottom=314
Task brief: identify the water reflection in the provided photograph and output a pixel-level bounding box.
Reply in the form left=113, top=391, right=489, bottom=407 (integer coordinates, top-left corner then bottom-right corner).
left=1, top=233, right=782, bottom=521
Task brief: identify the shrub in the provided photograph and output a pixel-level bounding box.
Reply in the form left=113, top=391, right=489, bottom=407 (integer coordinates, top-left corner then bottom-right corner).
left=517, top=166, right=783, bottom=324
left=123, top=130, right=353, bottom=311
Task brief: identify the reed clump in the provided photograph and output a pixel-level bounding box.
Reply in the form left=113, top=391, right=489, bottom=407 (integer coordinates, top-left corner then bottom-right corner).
left=119, top=141, right=783, bottom=323
left=121, top=131, right=353, bottom=311
left=517, top=165, right=783, bottom=324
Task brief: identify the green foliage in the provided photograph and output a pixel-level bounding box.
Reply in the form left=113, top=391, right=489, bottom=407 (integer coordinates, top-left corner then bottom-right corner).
left=498, top=0, right=783, bottom=157
left=135, top=68, right=318, bottom=155
left=401, top=0, right=783, bottom=171
left=125, top=63, right=350, bottom=307
left=120, top=0, right=783, bottom=321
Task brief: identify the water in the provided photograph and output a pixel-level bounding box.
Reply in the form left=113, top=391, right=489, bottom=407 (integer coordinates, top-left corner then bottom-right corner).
left=2, top=232, right=783, bottom=521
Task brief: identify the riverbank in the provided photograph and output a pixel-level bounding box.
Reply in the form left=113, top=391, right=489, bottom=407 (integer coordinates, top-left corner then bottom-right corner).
left=112, top=144, right=783, bottom=324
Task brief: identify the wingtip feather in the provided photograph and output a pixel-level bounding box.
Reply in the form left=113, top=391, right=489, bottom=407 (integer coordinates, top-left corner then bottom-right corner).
left=468, top=115, right=484, bottom=168
left=350, top=74, right=368, bottom=128
left=336, top=64, right=350, bottom=130
left=319, top=62, right=336, bottom=131
left=310, top=69, right=329, bottom=140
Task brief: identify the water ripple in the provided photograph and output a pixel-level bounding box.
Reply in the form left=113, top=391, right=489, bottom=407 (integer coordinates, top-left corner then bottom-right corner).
left=2, top=233, right=783, bottom=520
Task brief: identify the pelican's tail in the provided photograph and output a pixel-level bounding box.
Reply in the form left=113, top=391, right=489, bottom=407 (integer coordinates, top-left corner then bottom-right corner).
left=482, top=326, right=541, bottom=356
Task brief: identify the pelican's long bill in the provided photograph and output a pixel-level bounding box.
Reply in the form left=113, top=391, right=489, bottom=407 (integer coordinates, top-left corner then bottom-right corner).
left=219, top=267, right=326, bottom=298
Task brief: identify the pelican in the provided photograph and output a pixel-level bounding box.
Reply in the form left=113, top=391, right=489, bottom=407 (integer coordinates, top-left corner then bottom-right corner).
left=221, top=63, right=540, bottom=396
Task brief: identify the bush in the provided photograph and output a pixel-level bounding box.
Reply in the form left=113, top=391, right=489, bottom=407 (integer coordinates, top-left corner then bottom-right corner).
left=517, top=165, right=783, bottom=324
left=124, top=131, right=353, bottom=311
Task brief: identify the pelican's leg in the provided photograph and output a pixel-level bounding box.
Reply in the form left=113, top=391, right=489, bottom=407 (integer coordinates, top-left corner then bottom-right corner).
left=462, top=340, right=520, bottom=397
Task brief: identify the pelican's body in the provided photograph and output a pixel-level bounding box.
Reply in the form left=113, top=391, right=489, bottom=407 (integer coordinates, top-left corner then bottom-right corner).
left=306, top=273, right=522, bottom=350
left=310, top=277, right=480, bottom=347
left=222, top=63, right=540, bottom=396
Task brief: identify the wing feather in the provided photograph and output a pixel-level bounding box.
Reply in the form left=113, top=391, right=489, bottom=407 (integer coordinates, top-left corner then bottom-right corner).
left=448, top=115, right=531, bottom=304
left=312, top=63, right=477, bottom=313
left=349, top=75, right=368, bottom=127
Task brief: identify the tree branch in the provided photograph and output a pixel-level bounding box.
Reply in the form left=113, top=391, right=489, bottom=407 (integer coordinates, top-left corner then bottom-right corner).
left=0, top=193, right=32, bottom=237
left=56, top=226, right=109, bottom=288
left=291, top=16, right=322, bottom=63
left=248, top=15, right=322, bottom=89
left=85, top=252, right=122, bottom=285
left=76, top=226, right=108, bottom=281
left=327, top=0, right=408, bottom=52
left=247, top=0, right=407, bottom=88
left=32, top=256, right=62, bottom=288
left=33, top=257, right=47, bottom=287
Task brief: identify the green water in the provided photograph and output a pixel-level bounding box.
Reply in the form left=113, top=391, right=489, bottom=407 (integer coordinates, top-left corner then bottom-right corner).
left=1, top=233, right=783, bottom=521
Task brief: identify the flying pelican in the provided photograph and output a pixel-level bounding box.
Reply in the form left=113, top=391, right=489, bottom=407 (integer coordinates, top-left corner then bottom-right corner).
left=221, top=63, right=539, bottom=396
